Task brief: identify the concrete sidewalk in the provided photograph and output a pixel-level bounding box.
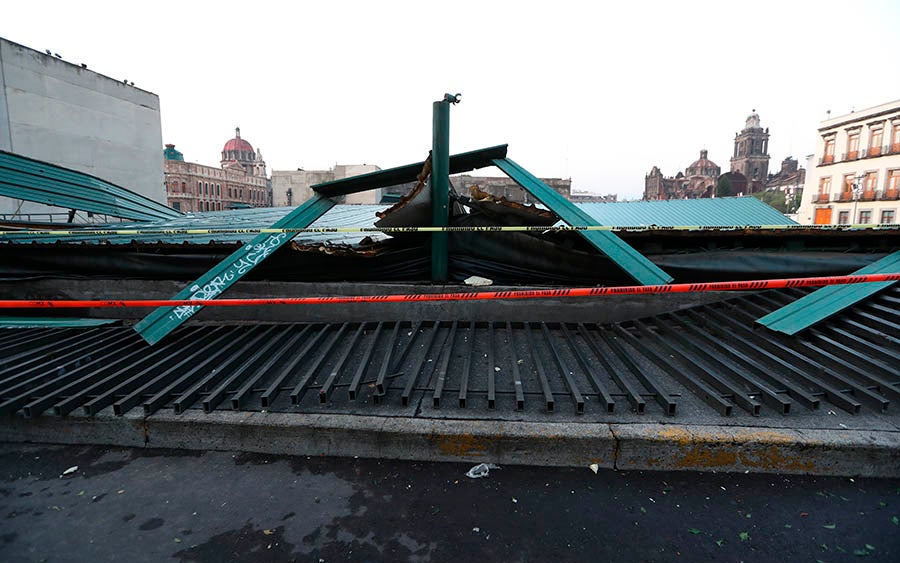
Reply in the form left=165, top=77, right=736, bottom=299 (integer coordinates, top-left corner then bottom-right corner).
left=2, top=409, right=898, bottom=478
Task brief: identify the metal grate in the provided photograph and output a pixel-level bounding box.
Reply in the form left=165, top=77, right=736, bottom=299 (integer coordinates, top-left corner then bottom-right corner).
left=1, top=288, right=897, bottom=419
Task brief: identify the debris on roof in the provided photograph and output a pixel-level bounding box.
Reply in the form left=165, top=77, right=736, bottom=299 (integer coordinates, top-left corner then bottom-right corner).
left=0, top=150, right=180, bottom=222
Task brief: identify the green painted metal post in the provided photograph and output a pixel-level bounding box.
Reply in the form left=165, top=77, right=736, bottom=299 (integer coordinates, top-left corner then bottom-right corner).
left=430, top=94, right=457, bottom=282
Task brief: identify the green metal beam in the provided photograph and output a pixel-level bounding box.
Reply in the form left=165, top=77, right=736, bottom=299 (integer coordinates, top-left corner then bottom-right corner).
left=0, top=150, right=180, bottom=221
left=492, top=158, right=673, bottom=286
left=134, top=195, right=336, bottom=345
left=757, top=250, right=900, bottom=335
left=430, top=98, right=451, bottom=282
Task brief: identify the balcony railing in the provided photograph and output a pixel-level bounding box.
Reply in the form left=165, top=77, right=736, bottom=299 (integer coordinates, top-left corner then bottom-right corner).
left=835, top=191, right=853, bottom=202
left=813, top=193, right=831, bottom=203
left=883, top=188, right=900, bottom=201
left=861, top=189, right=877, bottom=201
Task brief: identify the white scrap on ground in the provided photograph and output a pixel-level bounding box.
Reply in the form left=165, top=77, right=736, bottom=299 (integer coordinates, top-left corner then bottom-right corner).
left=464, top=276, right=493, bottom=287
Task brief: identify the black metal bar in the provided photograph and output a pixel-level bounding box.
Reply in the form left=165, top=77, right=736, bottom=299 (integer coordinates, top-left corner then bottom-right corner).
left=204, top=326, right=290, bottom=412
left=260, top=324, right=329, bottom=408
left=231, top=325, right=310, bottom=410
left=458, top=322, right=476, bottom=408
left=540, top=323, right=584, bottom=414
left=822, top=324, right=900, bottom=366
left=650, top=318, right=779, bottom=415
left=402, top=321, right=443, bottom=407
left=677, top=310, right=818, bottom=411
left=432, top=321, right=459, bottom=408
left=373, top=322, right=401, bottom=399
left=729, top=302, right=889, bottom=412
left=487, top=322, right=496, bottom=409
left=319, top=324, right=365, bottom=405
left=607, top=324, right=682, bottom=416
left=348, top=322, right=383, bottom=401
left=506, top=323, right=525, bottom=410
left=577, top=324, right=646, bottom=414
left=0, top=329, right=125, bottom=398
left=290, top=323, right=350, bottom=405
left=846, top=309, right=900, bottom=340
left=524, top=323, right=555, bottom=412
left=560, top=324, right=615, bottom=413
left=0, top=331, right=143, bottom=415
left=81, top=327, right=230, bottom=416
left=113, top=327, right=247, bottom=416
left=22, top=333, right=151, bottom=417
left=803, top=329, right=900, bottom=401
left=0, top=328, right=73, bottom=358
left=0, top=328, right=108, bottom=380
left=158, top=327, right=275, bottom=415
left=702, top=305, right=862, bottom=414
left=390, top=321, right=423, bottom=373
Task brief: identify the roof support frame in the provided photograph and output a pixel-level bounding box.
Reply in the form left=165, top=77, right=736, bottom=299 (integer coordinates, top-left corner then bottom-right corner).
left=133, top=195, right=335, bottom=345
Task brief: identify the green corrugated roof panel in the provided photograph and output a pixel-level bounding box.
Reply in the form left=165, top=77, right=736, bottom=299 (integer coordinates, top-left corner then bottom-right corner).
left=0, top=204, right=389, bottom=246
left=0, top=317, right=119, bottom=328
left=578, top=197, right=796, bottom=227
left=134, top=194, right=336, bottom=345
left=757, top=250, right=900, bottom=335
left=493, top=158, right=672, bottom=286
left=0, top=150, right=181, bottom=221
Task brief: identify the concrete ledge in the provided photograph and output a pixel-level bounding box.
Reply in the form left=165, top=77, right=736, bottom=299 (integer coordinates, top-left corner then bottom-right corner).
left=1, top=412, right=899, bottom=477
left=611, top=423, right=900, bottom=478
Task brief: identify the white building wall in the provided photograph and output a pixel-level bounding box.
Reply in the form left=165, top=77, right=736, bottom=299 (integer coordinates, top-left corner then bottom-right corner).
left=795, top=100, right=900, bottom=225
left=0, top=38, right=164, bottom=219
left=271, top=164, right=382, bottom=207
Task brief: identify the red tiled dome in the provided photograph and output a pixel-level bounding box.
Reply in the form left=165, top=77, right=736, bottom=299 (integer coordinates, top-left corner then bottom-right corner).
left=222, top=127, right=253, bottom=154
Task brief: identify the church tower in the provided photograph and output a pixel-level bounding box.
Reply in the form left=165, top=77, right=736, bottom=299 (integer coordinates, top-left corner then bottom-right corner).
left=730, top=110, right=770, bottom=191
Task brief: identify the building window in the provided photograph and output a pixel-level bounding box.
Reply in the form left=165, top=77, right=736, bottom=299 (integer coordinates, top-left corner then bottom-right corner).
left=197, top=181, right=201, bottom=193
left=216, top=184, right=221, bottom=195
left=823, top=137, right=835, bottom=163
left=864, top=172, right=878, bottom=199
left=858, top=210, right=872, bottom=224
left=881, top=209, right=895, bottom=224
left=172, top=201, right=181, bottom=211
left=817, top=176, right=832, bottom=202
left=892, top=123, right=900, bottom=153
left=847, top=130, right=860, bottom=159
left=887, top=169, right=900, bottom=199
left=838, top=210, right=849, bottom=225
left=869, top=127, right=883, bottom=156
left=840, top=174, right=855, bottom=201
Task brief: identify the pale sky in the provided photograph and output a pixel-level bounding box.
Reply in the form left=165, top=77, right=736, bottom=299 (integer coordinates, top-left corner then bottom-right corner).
left=4, top=0, right=899, bottom=199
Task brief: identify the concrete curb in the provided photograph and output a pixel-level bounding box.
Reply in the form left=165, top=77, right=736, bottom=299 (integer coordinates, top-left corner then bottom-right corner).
left=1, top=411, right=898, bottom=477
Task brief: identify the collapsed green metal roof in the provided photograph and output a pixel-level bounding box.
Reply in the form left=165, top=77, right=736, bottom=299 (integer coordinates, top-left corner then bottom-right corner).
left=578, top=197, right=797, bottom=227
left=757, top=250, right=900, bottom=335
left=0, top=150, right=181, bottom=222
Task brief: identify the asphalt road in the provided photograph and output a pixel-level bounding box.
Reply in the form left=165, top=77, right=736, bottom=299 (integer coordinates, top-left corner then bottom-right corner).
left=1, top=443, right=898, bottom=562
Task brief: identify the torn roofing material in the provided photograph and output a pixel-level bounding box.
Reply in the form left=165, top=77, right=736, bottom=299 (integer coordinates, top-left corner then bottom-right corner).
left=312, top=144, right=508, bottom=197
left=757, top=250, right=900, bottom=335
left=0, top=150, right=181, bottom=222
left=578, top=197, right=798, bottom=228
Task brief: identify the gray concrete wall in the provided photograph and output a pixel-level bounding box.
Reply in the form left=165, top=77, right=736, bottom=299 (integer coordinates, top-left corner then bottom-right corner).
left=0, top=37, right=164, bottom=219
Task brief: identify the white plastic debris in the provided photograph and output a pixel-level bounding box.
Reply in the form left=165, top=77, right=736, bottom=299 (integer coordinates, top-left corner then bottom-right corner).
left=589, top=463, right=599, bottom=474
left=60, top=466, right=78, bottom=477
left=472, top=527, right=480, bottom=533
left=494, top=367, right=501, bottom=372
left=464, top=276, right=493, bottom=287
left=465, top=463, right=500, bottom=479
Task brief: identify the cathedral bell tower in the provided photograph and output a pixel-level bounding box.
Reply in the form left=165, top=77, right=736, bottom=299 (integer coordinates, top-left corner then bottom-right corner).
left=730, top=110, right=770, bottom=190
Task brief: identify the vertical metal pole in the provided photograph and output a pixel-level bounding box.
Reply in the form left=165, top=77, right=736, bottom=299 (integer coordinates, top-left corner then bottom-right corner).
left=430, top=98, right=451, bottom=282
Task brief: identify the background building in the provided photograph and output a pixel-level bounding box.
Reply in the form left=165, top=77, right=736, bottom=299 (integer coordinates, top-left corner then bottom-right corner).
left=730, top=110, right=770, bottom=191
left=796, top=99, right=900, bottom=225
left=0, top=37, right=164, bottom=220
left=271, top=164, right=382, bottom=206
left=164, top=128, right=270, bottom=212
left=446, top=174, right=570, bottom=203
left=643, top=150, right=719, bottom=200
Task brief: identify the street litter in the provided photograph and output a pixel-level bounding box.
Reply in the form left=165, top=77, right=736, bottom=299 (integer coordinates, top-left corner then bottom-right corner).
left=466, top=463, right=500, bottom=479
left=60, top=466, right=78, bottom=477
left=589, top=463, right=599, bottom=474
left=464, top=276, right=493, bottom=287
